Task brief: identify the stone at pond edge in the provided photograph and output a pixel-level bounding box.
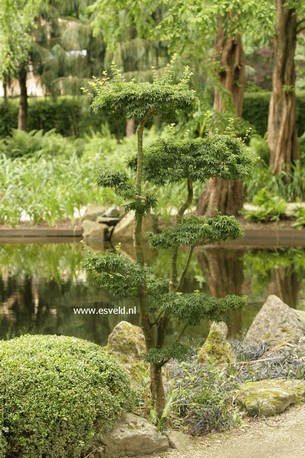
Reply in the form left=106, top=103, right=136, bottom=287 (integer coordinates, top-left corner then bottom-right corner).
left=81, top=220, right=108, bottom=241
left=105, top=321, right=148, bottom=385
left=111, top=211, right=156, bottom=242
left=81, top=204, right=107, bottom=222
left=244, top=295, right=305, bottom=348
left=99, top=413, right=170, bottom=457
left=197, top=321, right=236, bottom=364
left=237, top=379, right=305, bottom=417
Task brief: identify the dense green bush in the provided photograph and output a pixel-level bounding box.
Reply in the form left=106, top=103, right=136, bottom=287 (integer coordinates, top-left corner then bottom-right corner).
left=0, top=96, right=126, bottom=138
left=0, top=334, right=133, bottom=458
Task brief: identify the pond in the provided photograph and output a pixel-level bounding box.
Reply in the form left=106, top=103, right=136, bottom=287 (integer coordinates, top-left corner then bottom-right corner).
left=1, top=240, right=305, bottom=346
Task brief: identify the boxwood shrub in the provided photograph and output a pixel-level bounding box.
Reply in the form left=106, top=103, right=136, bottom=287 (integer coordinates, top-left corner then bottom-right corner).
left=0, top=334, right=133, bottom=458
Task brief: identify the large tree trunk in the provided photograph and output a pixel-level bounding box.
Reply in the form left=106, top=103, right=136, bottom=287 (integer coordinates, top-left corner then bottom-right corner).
left=267, top=1, right=298, bottom=175
left=197, top=22, right=245, bottom=216
left=18, top=65, right=28, bottom=131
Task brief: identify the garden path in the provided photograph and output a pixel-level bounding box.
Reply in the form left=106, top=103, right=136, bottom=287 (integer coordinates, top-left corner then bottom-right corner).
left=144, top=404, right=305, bottom=458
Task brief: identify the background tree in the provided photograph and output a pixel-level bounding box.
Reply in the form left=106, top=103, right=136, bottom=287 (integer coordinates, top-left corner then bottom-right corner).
left=267, top=0, right=305, bottom=176
left=0, top=0, right=44, bottom=130
left=89, top=0, right=169, bottom=136
left=84, top=62, right=251, bottom=418
left=153, top=0, right=273, bottom=216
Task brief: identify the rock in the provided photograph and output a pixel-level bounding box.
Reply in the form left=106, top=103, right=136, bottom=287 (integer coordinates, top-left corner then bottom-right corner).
left=286, top=202, right=305, bottom=218
left=81, top=204, right=106, bottom=222
left=100, top=413, right=169, bottom=457
left=111, top=211, right=156, bottom=242
left=244, top=295, right=305, bottom=348
left=237, top=379, right=305, bottom=417
left=197, top=321, right=236, bottom=364
left=81, top=220, right=108, bottom=241
left=166, top=430, right=193, bottom=451
left=105, top=321, right=148, bottom=385
left=103, top=205, right=121, bottom=218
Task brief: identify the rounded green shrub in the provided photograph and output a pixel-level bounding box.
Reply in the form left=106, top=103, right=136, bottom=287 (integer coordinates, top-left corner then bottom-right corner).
left=0, top=334, right=133, bottom=458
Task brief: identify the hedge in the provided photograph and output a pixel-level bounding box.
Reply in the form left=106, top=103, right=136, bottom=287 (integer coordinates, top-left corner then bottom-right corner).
left=0, top=334, right=133, bottom=458
left=2, top=92, right=305, bottom=138
left=0, top=96, right=126, bottom=138
left=243, top=91, right=305, bottom=137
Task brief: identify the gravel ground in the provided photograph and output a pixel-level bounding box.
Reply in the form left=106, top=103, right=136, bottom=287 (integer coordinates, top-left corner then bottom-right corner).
left=142, top=404, right=305, bottom=458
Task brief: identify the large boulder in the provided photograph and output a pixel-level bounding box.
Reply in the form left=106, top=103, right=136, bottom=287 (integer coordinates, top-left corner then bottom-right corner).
left=100, top=413, right=169, bottom=457
left=111, top=211, right=156, bottom=242
left=198, top=321, right=236, bottom=364
left=244, top=295, right=305, bottom=348
left=81, top=204, right=107, bottom=222
left=105, top=321, right=148, bottom=385
left=237, top=379, right=305, bottom=417
left=81, top=220, right=108, bottom=241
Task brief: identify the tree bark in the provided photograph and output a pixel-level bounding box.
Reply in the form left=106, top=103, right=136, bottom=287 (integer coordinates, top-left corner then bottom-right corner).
left=196, top=22, right=245, bottom=216
left=18, top=65, right=28, bottom=131
left=267, top=1, right=298, bottom=175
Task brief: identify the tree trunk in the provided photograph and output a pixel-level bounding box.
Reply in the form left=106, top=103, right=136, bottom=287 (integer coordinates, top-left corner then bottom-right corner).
left=267, top=1, right=298, bottom=175
left=196, top=22, right=245, bottom=216
left=198, top=247, right=244, bottom=336
left=196, top=177, right=243, bottom=217
left=18, top=65, right=28, bottom=131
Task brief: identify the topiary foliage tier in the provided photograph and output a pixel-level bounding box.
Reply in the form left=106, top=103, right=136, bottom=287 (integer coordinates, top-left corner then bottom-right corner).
left=0, top=334, right=133, bottom=458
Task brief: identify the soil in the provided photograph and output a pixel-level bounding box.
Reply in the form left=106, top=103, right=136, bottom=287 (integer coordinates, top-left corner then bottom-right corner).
left=144, top=404, right=305, bottom=458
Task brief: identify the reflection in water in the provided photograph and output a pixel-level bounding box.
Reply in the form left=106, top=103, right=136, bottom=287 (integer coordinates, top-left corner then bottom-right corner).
left=1, top=243, right=305, bottom=344
left=197, top=248, right=244, bottom=337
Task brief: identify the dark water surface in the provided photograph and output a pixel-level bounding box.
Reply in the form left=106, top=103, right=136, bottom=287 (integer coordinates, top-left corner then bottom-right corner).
left=1, top=240, right=305, bottom=346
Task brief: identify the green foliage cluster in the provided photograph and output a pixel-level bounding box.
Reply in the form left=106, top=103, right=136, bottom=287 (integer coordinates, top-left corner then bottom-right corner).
left=140, top=135, right=252, bottom=184
left=0, top=334, right=133, bottom=458
left=243, top=188, right=287, bottom=222
left=0, top=126, right=141, bottom=226
left=171, top=361, right=240, bottom=435
left=147, top=215, right=243, bottom=248
left=244, top=135, right=305, bottom=203
left=0, top=97, right=126, bottom=138
left=149, top=292, right=246, bottom=326
left=0, top=129, right=83, bottom=159
left=86, top=63, right=198, bottom=121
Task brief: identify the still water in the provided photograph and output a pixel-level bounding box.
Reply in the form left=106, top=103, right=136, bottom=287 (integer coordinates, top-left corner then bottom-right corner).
left=1, top=240, right=305, bottom=346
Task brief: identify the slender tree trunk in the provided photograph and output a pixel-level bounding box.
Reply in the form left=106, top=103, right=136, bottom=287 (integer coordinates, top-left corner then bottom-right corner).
left=267, top=1, right=298, bottom=175
left=134, top=117, right=166, bottom=418
left=18, top=65, right=28, bottom=131
left=196, top=21, right=245, bottom=216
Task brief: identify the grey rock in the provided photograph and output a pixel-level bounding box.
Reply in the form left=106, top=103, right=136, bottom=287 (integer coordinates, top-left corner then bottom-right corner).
left=100, top=413, right=169, bottom=457
left=244, top=295, right=305, bottom=348
left=112, top=211, right=156, bottom=242
left=197, top=321, right=236, bottom=364
left=237, top=379, right=305, bottom=417
left=81, top=220, right=108, bottom=240
left=105, top=321, right=148, bottom=385
left=166, top=430, right=193, bottom=450
left=103, top=205, right=121, bottom=218
left=81, top=204, right=106, bottom=222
